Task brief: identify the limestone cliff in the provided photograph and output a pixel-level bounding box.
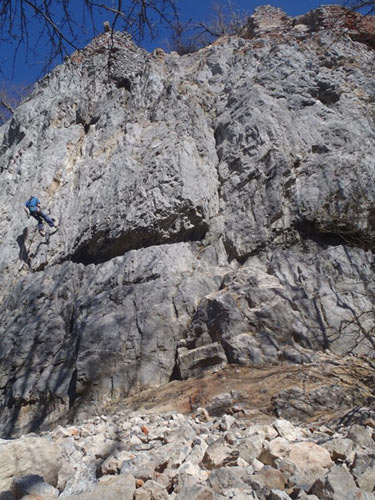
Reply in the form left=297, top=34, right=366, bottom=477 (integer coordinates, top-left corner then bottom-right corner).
left=1, top=5, right=375, bottom=437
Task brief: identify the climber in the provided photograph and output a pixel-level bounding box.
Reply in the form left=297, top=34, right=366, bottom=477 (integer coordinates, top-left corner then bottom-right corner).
left=24, top=196, right=58, bottom=236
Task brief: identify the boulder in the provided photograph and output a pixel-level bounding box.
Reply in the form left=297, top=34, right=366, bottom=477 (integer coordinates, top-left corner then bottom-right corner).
left=177, top=343, right=227, bottom=379
left=0, top=437, right=63, bottom=491
left=237, top=435, right=264, bottom=464
left=11, top=474, right=58, bottom=499
left=207, top=467, right=252, bottom=493
left=351, top=453, right=375, bottom=492
left=163, top=424, right=197, bottom=444
left=172, top=462, right=209, bottom=494
left=201, top=438, right=239, bottom=470
left=347, top=425, right=375, bottom=450
left=66, top=473, right=135, bottom=499
left=247, top=425, right=278, bottom=442
left=174, top=484, right=215, bottom=500
left=134, top=479, right=169, bottom=500
left=310, top=464, right=359, bottom=500
left=98, top=450, right=131, bottom=476
left=273, top=420, right=307, bottom=441
left=322, top=438, right=354, bottom=462
left=186, top=439, right=208, bottom=465
left=260, top=439, right=332, bottom=488
left=205, top=393, right=234, bottom=417
left=357, top=468, right=375, bottom=493
left=254, top=466, right=286, bottom=490
left=268, top=490, right=293, bottom=500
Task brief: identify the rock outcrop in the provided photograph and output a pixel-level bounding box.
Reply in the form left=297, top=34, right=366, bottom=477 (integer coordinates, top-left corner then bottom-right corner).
left=1, top=3, right=375, bottom=444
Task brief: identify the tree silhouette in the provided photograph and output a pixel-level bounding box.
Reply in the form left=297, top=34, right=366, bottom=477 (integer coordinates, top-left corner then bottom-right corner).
left=345, top=1, right=375, bottom=15
left=0, top=80, right=32, bottom=125
left=0, top=0, right=180, bottom=76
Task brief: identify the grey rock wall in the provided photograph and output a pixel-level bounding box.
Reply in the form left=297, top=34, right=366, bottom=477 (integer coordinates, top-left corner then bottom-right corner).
left=1, top=6, right=375, bottom=435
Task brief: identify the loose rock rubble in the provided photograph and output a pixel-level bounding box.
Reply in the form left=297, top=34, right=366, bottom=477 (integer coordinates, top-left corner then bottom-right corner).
left=0, top=408, right=375, bottom=499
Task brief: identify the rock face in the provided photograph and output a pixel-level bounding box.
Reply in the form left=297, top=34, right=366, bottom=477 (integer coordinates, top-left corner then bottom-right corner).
left=1, top=4, right=375, bottom=436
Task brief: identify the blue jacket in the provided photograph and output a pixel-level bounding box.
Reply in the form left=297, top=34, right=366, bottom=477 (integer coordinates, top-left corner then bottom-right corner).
left=25, top=197, right=40, bottom=212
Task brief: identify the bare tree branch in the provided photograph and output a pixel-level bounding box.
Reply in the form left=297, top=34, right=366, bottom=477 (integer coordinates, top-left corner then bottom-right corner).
left=0, top=81, right=32, bottom=125
left=0, top=98, right=13, bottom=115
left=169, top=0, right=251, bottom=55
left=0, top=0, right=181, bottom=79
left=23, top=0, right=80, bottom=51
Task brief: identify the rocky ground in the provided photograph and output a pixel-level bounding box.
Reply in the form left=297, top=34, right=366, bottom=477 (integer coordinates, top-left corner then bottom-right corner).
left=1, top=356, right=375, bottom=499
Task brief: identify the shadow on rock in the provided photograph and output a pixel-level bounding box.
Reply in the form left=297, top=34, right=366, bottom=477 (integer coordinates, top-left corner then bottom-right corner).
left=16, top=228, right=31, bottom=267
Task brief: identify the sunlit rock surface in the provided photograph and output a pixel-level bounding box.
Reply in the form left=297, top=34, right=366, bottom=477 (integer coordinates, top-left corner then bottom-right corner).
left=1, top=5, right=375, bottom=437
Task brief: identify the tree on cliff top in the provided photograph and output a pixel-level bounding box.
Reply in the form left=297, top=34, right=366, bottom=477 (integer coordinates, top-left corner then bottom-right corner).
left=169, top=0, right=249, bottom=54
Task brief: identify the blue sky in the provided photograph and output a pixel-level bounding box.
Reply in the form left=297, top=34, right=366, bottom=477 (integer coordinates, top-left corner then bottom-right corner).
left=175, top=0, right=326, bottom=23
left=0, top=1, right=335, bottom=86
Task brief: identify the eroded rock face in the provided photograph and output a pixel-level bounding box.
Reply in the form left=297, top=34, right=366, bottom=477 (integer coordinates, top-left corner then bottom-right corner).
left=1, top=5, right=375, bottom=434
